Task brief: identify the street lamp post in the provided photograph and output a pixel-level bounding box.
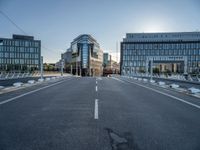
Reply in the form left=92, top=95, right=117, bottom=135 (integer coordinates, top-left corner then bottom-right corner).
left=76, top=52, right=78, bottom=76
left=61, top=59, right=64, bottom=76
left=150, top=59, right=153, bottom=81
left=71, top=64, right=72, bottom=75
left=80, top=64, right=81, bottom=76
left=40, top=56, right=43, bottom=79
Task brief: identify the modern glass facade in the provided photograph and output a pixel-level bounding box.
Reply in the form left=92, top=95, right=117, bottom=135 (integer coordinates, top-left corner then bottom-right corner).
left=0, top=34, right=41, bottom=72
left=82, top=43, right=88, bottom=68
left=69, top=34, right=103, bottom=76
left=103, top=53, right=111, bottom=67
left=120, top=32, right=200, bottom=75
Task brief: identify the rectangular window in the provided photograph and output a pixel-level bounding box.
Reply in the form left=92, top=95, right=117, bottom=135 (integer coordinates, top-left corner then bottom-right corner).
left=10, top=53, right=14, bottom=58
left=35, top=59, right=39, bottom=64
left=5, top=53, right=9, bottom=58
left=25, top=53, right=29, bottom=58
left=191, top=43, right=194, bottom=49
left=174, top=49, right=178, bottom=55
left=0, top=46, right=3, bottom=51
left=30, top=48, right=34, bottom=53
left=0, top=40, right=3, bottom=46
left=25, top=41, right=29, bottom=47
left=0, top=52, right=3, bottom=57
left=164, top=49, right=168, bottom=55
left=15, top=41, right=19, bottom=46
left=20, top=59, right=24, bottom=64
left=20, top=47, right=24, bottom=52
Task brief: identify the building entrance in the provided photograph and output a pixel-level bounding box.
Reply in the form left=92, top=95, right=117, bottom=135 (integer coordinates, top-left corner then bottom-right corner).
left=153, top=61, right=184, bottom=73
left=146, top=56, right=188, bottom=74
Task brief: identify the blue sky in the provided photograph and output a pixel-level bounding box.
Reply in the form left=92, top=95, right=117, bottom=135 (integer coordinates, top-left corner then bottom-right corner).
left=0, top=0, right=200, bottom=63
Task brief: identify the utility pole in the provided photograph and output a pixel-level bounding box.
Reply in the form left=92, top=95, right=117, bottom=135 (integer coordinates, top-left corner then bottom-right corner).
left=40, top=56, right=43, bottom=79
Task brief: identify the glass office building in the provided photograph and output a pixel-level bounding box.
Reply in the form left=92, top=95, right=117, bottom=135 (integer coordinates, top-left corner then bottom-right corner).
left=69, top=34, right=103, bottom=76
left=0, top=34, right=41, bottom=72
left=103, top=53, right=111, bottom=67
left=120, top=32, right=200, bottom=75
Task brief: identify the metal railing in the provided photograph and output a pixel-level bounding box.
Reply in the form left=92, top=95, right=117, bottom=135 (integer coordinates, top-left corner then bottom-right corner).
left=0, top=72, right=38, bottom=80
left=122, top=72, right=200, bottom=83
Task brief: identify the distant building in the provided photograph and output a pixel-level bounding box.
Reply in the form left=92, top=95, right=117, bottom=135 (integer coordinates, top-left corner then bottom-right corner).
left=43, top=63, right=56, bottom=71
left=55, top=60, right=61, bottom=70
left=0, top=34, right=41, bottom=72
left=103, top=52, right=120, bottom=75
left=121, top=32, right=200, bottom=75
left=103, top=53, right=111, bottom=67
left=63, top=34, right=103, bottom=76
left=61, top=50, right=72, bottom=73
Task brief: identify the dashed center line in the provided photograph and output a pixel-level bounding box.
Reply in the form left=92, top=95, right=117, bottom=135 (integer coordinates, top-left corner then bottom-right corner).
left=94, top=99, right=99, bottom=119
left=95, top=85, right=98, bottom=92
left=94, top=79, right=99, bottom=119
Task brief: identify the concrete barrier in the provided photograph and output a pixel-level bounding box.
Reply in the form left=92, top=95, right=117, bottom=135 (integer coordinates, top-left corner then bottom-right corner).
left=158, top=81, right=165, bottom=86
left=13, top=82, right=23, bottom=87
left=143, top=78, right=148, bottom=82
left=188, top=87, right=200, bottom=94
left=27, top=80, right=35, bottom=84
left=45, top=77, right=51, bottom=81
left=169, top=84, right=180, bottom=89
left=150, top=80, right=156, bottom=83
left=38, top=78, right=44, bottom=82
left=51, top=77, right=56, bottom=80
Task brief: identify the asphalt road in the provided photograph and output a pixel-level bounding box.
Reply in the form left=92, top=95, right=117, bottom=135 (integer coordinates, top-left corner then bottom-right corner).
left=0, top=76, right=200, bottom=150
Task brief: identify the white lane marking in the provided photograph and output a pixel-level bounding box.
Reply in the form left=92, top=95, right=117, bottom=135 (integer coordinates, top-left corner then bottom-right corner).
left=0, top=79, right=71, bottom=106
left=96, top=85, right=98, bottom=92
left=96, top=80, right=97, bottom=84
left=111, top=77, right=127, bottom=83
left=119, top=78, right=200, bottom=110
left=94, top=99, right=99, bottom=119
